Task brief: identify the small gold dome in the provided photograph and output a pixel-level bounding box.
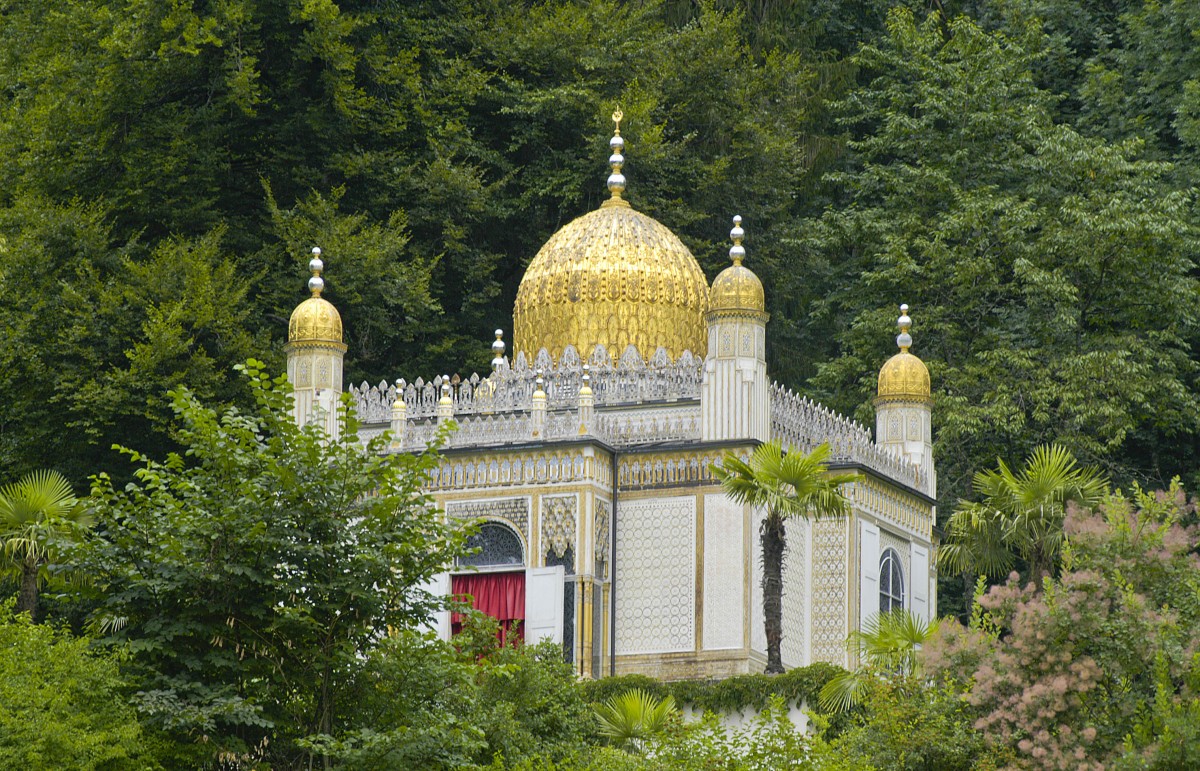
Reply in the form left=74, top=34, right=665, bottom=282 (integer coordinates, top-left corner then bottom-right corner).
left=288, top=296, right=343, bottom=344
left=708, top=216, right=765, bottom=315
left=877, top=351, right=930, bottom=400
left=512, top=112, right=707, bottom=362
left=876, top=304, right=930, bottom=401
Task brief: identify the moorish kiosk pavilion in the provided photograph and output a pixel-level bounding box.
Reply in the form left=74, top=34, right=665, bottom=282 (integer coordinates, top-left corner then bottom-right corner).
left=284, top=112, right=938, bottom=680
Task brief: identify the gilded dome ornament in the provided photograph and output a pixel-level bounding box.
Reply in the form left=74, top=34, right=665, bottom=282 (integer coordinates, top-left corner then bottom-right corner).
left=708, top=215, right=767, bottom=319
left=512, top=109, right=708, bottom=362
left=287, top=246, right=346, bottom=348
left=876, top=304, right=931, bottom=402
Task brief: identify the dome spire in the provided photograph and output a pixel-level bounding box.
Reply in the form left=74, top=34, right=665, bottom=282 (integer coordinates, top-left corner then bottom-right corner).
left=729, top=215, right=746, bottom=266
left=896, top=304, right=913, bottom=352
left=308, top=247, right=325, bottom=297
left=603, top=109, right=630, bottom=208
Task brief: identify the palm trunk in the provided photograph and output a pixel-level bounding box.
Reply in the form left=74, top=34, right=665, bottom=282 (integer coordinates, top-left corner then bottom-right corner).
left=17, top=560, right=39, bottom=621
left=761, top=513, right=786, bottom=674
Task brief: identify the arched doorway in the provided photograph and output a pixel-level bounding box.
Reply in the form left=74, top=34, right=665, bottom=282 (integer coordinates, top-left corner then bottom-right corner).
left=452, top=522, right=526, bottom=645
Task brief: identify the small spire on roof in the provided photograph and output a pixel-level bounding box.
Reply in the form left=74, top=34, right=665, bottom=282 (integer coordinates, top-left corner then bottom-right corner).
left=896, top=304, right=913, bottom=352
left=729, top=215, right=745, bottom=266
left=604, top=109, right=628, bottom=206
left=308, top=247, right=325, bottom=297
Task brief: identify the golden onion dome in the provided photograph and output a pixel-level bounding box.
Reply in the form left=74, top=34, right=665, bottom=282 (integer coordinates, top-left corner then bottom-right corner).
left=876, top=305, right=930, bottom=401
left=512, top=111, right=708, bottom=362
left=287, top=248, right=345, bottom=346
left=708, top=215, right=766, bottom=315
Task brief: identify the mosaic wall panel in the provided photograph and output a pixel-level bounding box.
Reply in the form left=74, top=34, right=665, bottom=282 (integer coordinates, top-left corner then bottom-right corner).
left=781, top=517, right=808, bottom=668
left=446, top=497, right=529, bottom=545
left=702, top=494, right=744, bottom=651
left=810, top=518, right=848, bottom=666
left=751, top=507, right=766, bottom=655
left=595, top=498, right=612, bottom=580
left=615, top=496, right=695, bottom=655
left=541, top=495, right=578, bottom=560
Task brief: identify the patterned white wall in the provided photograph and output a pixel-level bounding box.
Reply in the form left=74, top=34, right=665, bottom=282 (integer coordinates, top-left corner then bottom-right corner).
left=615, top=496, right=696, bottom=655
left=781, top=517, right=808, bottom=668
left=811, top=518, right=849, bottom=665
left=703, top=493, right=744, bottom=650
left=751, top=506, right=766, bottom=655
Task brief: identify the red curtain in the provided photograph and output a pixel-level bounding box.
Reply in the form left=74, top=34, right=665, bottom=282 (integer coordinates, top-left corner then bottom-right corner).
left=451, top=572, right=525, bottom=645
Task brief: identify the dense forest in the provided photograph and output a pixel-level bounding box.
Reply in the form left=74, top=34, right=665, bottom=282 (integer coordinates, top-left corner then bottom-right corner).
left=1, top=0, right=1198, bottom=512
left=2, top=4, right=1200, bottom=766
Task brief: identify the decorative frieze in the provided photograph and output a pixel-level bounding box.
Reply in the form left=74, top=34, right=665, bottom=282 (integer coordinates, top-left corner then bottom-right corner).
left=844, top=476, right=933, bottom=539
left=426, top=448, right=610, bottom=492
left=769, top=384, right=931, bottom=495
left=349, top=344, right=703, bottom=423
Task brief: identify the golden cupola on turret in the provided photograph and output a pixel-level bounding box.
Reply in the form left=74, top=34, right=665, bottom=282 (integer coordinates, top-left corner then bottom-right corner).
left=876, top=304, right=930, bottom=402
left=512, top=111, right=708, bottom=363
left=287, top=247, right=345, bottom=347
left=708, top=215, right=766, bottom=318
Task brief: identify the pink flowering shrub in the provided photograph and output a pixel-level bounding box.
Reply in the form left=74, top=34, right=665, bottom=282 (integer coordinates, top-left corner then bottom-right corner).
left=924, top=484, right=1200, bottom=769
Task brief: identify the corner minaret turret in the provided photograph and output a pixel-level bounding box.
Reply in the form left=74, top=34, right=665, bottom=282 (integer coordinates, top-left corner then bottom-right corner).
left=702, top=216, right=770, bottom=442
left=874, top=304, right=934, bottom=492
left=285, top=247, right=347, bottom=439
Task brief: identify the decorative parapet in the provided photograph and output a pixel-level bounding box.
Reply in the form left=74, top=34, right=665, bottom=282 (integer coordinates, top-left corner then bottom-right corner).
left=349, top=343, right=703, bottom=424
left=769, top=383, right=930, bottom=495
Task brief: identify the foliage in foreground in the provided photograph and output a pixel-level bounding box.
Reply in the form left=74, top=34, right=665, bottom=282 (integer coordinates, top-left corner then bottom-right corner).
left=0, top=602, right=159, bottom=770
left=79, top=361, right=467, bottom=768
left=304, top=616, right=596, bottom=770
left=0, top=468, right=91, bottom=620
left=925, top=483, right=1200, bottom=769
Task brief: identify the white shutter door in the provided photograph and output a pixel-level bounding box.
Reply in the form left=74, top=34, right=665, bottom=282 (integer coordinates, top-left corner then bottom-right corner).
left=417, top=572, right=451, bottom=640
left=911, top=544, right=930, bottom=624
left=524, top=566, right=565, bottom=645
left=859, top=521, right=880, bottom=632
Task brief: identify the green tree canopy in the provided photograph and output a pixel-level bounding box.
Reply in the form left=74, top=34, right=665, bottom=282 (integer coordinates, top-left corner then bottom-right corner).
left=803, top=9, right=1200, bottom=505
left=0, top=602, right=159, bottom=770
left=80, top=361, right=467, bottom=767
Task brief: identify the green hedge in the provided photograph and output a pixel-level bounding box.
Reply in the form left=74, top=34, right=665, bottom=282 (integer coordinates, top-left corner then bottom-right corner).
left=579, top=662, right=843, bottom=715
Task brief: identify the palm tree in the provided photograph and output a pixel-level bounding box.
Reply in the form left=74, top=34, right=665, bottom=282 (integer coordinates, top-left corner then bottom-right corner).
left=713, top=441, right=855, bottom=674
left=940, top=444, right=1107, bottom=580
left=593, top=688, right=678, bottom=754
left=819, top=609, right=938, bottom=712
left=0, top=470, right=91, bottom=620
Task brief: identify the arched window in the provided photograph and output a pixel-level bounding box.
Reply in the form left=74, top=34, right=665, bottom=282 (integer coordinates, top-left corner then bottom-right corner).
left=458, top=521, right=524, bottom=568
left=879, top=548, right=905, bottom=614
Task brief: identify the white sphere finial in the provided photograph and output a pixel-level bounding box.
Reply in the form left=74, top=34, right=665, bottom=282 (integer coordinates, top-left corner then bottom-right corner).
left=896, top=304, right=913, bottom=351
left=729, top=215, right=746, bottom=265
left=308, top=246, right=325, bottom=297
left=491, top=329, right=506, bottom=371
left=606, top=109, right=628, bottom=201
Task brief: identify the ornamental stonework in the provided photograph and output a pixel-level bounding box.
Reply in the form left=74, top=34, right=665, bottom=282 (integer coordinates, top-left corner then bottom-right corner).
left=445, top=497, right=530, bottom=545
left=810, top=518, right=848, bottom=666
left=595, top=498, right=612, bottom=580
left=615, top=496, right=695, bottom=655
left=781, top=516, right=808, bottom=668
left=541, top=494, right=577, bottom=559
